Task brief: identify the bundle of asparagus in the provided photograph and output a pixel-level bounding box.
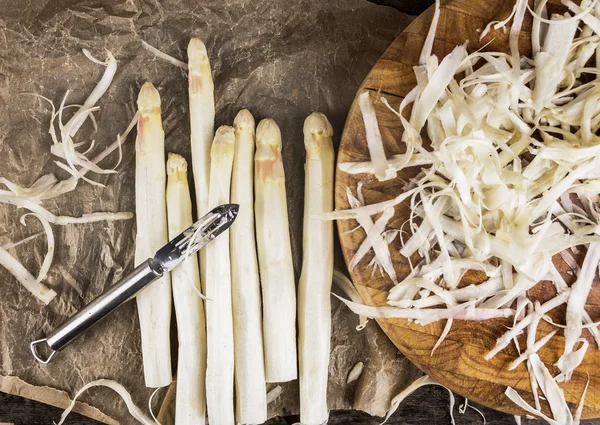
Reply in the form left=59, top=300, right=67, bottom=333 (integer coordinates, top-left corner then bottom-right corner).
left=56, top=37, right=337, bottom=425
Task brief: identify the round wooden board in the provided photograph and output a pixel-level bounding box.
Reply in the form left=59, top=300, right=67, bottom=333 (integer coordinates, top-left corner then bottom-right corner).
left=336, top=0, right=600, bottom=418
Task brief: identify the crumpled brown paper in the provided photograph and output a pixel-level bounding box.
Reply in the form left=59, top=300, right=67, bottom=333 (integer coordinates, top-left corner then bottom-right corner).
left=0, top=0, right=419, bottom=423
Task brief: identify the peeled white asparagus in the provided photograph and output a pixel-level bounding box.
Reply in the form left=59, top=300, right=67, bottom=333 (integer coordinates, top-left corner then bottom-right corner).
left=254, top=118, right=298, bottom=383
left=531, top=0, right=547, bottom=56
left=165, top=154, right=206, bottom=425
left=188, top=37, right=214, bottom=292
left=230, top=109, right=267, bottom=424
left=507, top=353, right=574, bottom=425
left=298, top=112, right=335, bottom=425
left=563, top=1, right=600, bottom=36
left=556, top=339, right=590, bottom=382
left=205, top=126, right=236, bottom=425
left=134, top=82, right=172, bottom=388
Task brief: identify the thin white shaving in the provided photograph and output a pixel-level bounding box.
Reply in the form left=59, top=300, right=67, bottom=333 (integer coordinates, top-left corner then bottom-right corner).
left=0, top=48, right=136, bottom=306
left=335, top=294, right=514, bottom=325
left=142, top=40, right=188, bottom=70
left=410, top=44, right=468, bottom=133
left=1, top=193, right=132, bottom=225
left=384, top=375, right=456, bottom=424
left=347, top=187, right=398, bottom=283
left=0, top=232, right=43, bottom=250
left=19, top=213, right=54, bottom=284
left=505, top=354, right=581, bottom=425
left=57, top=379, right=155, bottom=425
left=331, top=3, right=600, bottom=423
left=65, top=50, right=117, bottom=137
left=148, top=387, right=163, bottom=425
left=82, top=48, right=109, bottom=66
left=339, top=153, right=432, bottom=175
left=358, top=91, right=396, bottom=181
left=346, top=361, right=364, bottom=384
left=333, top=268, right=369, bottom=330
left=350, top=207, right=394, bottom=271
left=266, top=385, right=283, bottom=404
left=486, top=291, right=569, bottom=360
left=558, top=242, right=600, bottom=381
left=419, top=0, right=441, bottom=65
left=1, top=113, right=138, bottom=202
left=480, top=1, right=519, bottom=40
left=0, top=246, right=56, bottom=304
left=459, top=399, right=486, bottom=424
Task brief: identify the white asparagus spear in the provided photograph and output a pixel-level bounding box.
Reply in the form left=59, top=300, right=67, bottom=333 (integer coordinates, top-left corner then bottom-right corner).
left=165, top=154, right=207, bottom=425
left=254, top=119, right=298, bottom=383
left=205, top=126, right=236, bottom=425
left=231, top=110, right=267, bottom=423
left=298, top=112, right=335, bottom=425
left=134, top=82, right=172, bottom=388
left=188, top=37, right=214, bottom=293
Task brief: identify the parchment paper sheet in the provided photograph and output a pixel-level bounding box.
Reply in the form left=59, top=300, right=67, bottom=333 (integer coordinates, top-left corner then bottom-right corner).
left=0, top=0, right=420, bottom=423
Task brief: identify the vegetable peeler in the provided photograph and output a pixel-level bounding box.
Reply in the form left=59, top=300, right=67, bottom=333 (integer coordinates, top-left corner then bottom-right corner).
left=30, top=203, right=239, bottom=364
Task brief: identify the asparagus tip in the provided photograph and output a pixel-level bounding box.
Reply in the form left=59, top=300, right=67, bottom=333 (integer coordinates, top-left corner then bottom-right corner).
left=233, top=109, right=255, bottom=133
left=211, top=126, right=235, bottom=161
left=304, top=113, right=333, bottom=157
left=214, top=125, right=235, bottom=144
left=187, top=38, right=209, bottom=67
left=304, top=112, right=333, bottom=138
left=187, top=38, right=212, bottom=93
left=256, top=119, right=282, bottom=149
left=166, top=153, right=188, bottom=177
left=137, top=82, right=161, bottom=113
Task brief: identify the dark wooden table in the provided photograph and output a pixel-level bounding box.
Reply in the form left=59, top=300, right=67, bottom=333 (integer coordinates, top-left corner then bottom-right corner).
left=1, top=1, right=599, bottom=424
left=7, top=384, right=597, bottom=425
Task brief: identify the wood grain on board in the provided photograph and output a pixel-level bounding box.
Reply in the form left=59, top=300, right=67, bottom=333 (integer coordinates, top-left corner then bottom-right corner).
left=336, top=0, right=600, bottom=419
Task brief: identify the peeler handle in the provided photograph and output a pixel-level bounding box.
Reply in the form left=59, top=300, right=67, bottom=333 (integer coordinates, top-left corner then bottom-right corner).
left=31, top=259, right=161, bottom=363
